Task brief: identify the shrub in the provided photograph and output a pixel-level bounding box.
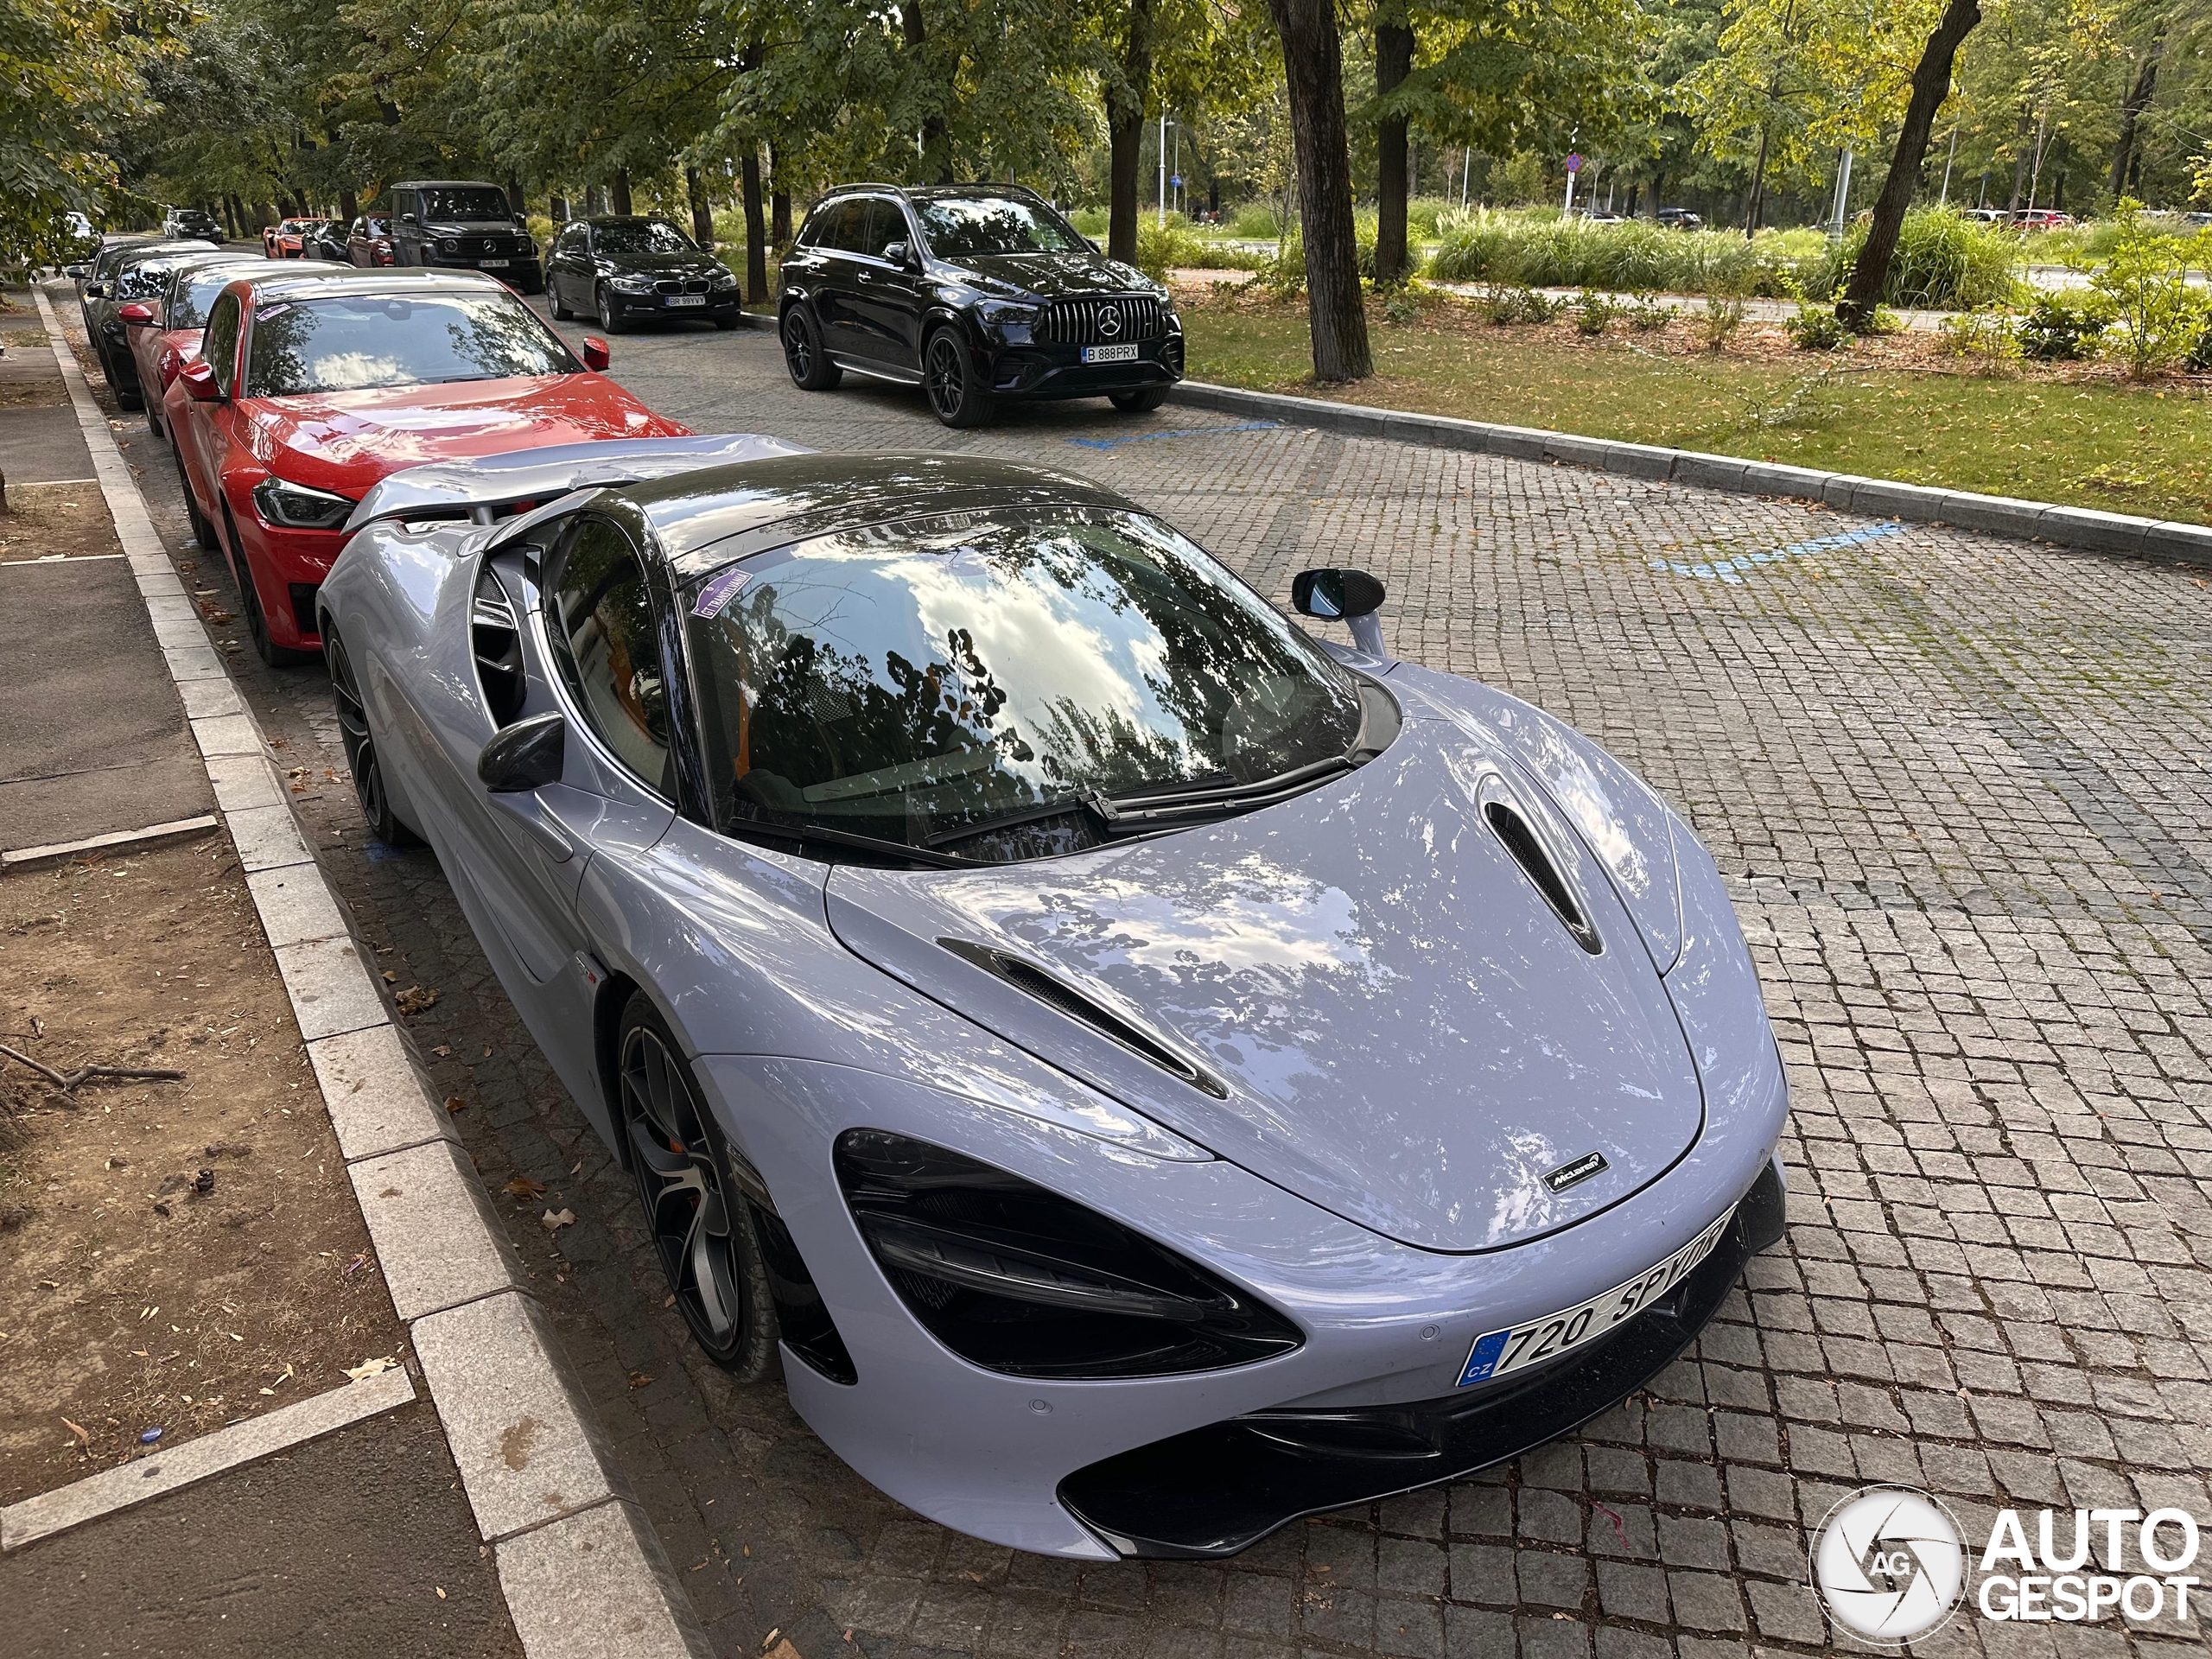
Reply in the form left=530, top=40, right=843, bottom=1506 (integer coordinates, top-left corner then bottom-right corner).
left=2091, top=200, right=2212, bottom=376
left=1622, top=294, right=1678, bottom=332
left=1572, top=290, right=1618, bottom=335
left=1133, top=218, right=1262, bottom=280
left=1939, top=308, right=2024, bottom=367
left=1816, top=207, right=2022, bottom=311
left=1474, top=283, right=1565, bottom=325
left=1228, top=204, right=1281, bottom=240
left=1784, top=303, right=1851, bottom=351
left=1252, top=224, right=1379, bottom=296
left=1694, top=284, right=1748, bottom=353
left=1066, top=207, right=1109, bottom=238
left=2014, top=292, right=2106, bottom=360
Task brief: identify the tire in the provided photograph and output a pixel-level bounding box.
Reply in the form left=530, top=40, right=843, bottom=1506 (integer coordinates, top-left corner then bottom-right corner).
left=325, top=624, right=419, bottom=848
left=595, top=284, right=627, bottom=334
left=1109, top=386, right=1170, bottom=413
left=147, top=399, right=164, bottom=438
left=175, top=453, right=219, bottom=551
left=618, top=995, right=781, bottom=1379
left=780, top=307, right=840, bottom=391
left=923, top=325, right=994, bottom=429
left=225, top=507, right=315, bottom=669
left=550, top=277, right=571, bottom=321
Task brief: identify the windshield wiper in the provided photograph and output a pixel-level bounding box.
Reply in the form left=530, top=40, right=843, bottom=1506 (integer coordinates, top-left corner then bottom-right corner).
left=1096, top=752, right=1356, bottom=825
left=731, top=817, right=987, bottom=870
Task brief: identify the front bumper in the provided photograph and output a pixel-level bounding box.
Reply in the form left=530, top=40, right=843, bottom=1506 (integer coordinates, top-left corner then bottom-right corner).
left=982, top=332, right=1185, bottom=399
left=416, top=253, right=543, bottom=287
left=1061, top=1160, right=1785, bottom=1557
left=602, top=289, right=744, bottom=321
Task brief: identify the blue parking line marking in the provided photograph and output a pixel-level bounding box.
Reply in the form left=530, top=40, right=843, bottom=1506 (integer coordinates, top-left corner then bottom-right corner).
left=1649, top=519, right=1907, bottom=582
left=1066, top=420, right=1282, bottom=451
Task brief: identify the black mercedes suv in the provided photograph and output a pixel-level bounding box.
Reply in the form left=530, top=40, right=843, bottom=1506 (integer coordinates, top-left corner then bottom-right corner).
left=387, top=180, right=543, bottom=292
left=778, top=183, right=1182, bottom=428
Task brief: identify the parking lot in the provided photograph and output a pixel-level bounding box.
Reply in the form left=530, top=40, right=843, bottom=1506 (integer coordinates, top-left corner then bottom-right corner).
left=74, top=296, right=2212, bottom=1657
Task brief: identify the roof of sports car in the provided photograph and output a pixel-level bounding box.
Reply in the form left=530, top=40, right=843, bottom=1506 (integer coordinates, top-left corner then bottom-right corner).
left=626, top=451, right=1141, bottom=573
left=231, top=266, right=514, bottom=303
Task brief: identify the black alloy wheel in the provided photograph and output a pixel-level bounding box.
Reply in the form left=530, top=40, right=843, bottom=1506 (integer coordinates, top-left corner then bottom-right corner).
left=620, top=999, right=781, bottom=1379
left=549, top=274, right=571, bottom=320
left=324, top=625, right=416, bottom=847
left=1109, top=387, right=1170, bottom=413
left=780, top=307, right=840, bottom=390
left=595, top=283, right=626, bottom=334
left=924, top=326, right=994, bottom=429
left=175, top=453, right=219, bottom=551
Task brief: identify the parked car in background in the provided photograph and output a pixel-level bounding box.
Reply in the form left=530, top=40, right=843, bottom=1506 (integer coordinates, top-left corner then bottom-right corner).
left=318, top=444, right=1789, bottom=1561
left=302, top=221, right=352, bottom=262
left=265, top=218, right=328, bottom=258
left=121, top=257, right=348, bottom=439
left=74, top=240, right=222, bottom=409
left=545, top=215, right=743, bottom=333
left=2012, top=208, right=2075, bottom=231
left=1656, top=207, right=1704, bottom=231
left=345, top=215, right=397, bottom=267
left=388, top=181, right=543, bottom=292
left=59, top=212, right=102, bottom=264
left=164, top=207, right=224, bottom=241
left=1961, top=207, right=2011, bottom=224
left=778, top=182, right=1182, bottom=429
left=165, top=268, right=682, bottom=665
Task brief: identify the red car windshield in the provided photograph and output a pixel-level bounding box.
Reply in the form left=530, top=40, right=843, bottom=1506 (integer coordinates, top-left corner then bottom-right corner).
left=245, top=291, right=580, bottom=397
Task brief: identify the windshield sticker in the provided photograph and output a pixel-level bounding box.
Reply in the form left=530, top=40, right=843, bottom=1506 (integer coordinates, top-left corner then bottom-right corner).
left=256, top=302, right=292, bottom=319
left=691, top=566, right=752, bottom=619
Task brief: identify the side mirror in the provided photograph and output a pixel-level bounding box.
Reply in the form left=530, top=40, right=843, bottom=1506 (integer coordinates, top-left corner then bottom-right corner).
left=119, top=302, right=156, bottom=327
left=580, top=336, right=610, bottom=372
left=478, top=712, right=565, bottom=793
left=399, top=212, right=419, bottom=226
left=1292, top=567, right=1389, bottom=658
left=880, top=240, right=910, bottom=268
left=63, top=264, right=89, bottom=279
left=179, top=359, right=223, bottom=403
left=85, top=281, right=110, bottom=299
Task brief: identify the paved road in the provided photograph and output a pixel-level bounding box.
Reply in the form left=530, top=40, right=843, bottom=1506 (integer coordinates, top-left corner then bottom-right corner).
left=67, top=289, right=2212, bottom=1658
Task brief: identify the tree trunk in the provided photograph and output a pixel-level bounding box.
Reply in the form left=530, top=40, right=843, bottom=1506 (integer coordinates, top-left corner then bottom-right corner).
left=339, top=188, right=359, bottom=224
left=901, top=3, right=953, bottom=183
left=1372, top=2, right=1413, bottom=285
left=1268, top=0, right=1372, bottom=382
left=505, top=178, right=524, bottom=216
left=612, top=171, right=633, bottom=215
left=2007, top=110, right=2030, bottom=210
left=551, top=194, right=569, bottom=226
left=741, top=151, right=768, bottom=302
left=1105, top=0, right=1155, bottom=264
left=1838, top=0, right=1980, bottom=327
left=2109, top=31, right=2163, bottom=200
left=1744, top=126, right=1770, bottom=238
left=687, top=163, right=715, bottom=249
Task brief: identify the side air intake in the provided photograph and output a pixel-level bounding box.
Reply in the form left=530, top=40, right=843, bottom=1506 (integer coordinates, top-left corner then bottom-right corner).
left=938, top=938, right=1229, bottom=1098
left=1485, top=800, right=1602, bottom=955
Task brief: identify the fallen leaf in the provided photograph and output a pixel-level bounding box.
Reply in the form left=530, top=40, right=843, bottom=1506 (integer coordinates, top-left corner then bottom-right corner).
left=345, top=1356, right=398, bottom=1382
left=627, top=1370, right=653, bottom=1389
left=430, top=1045, right=451, bottom=1058
left=445, top=1096, right=467, bottom=1114
left=435, top=1587, right=447, bottom=1600
left=542, top=1208, right=575, bottom=1231
left=61, top=1416, right=90, bottom=1446
left=504, top=1175, right=547, bottom=1200
left=393, top=985, right=438, bottom=1016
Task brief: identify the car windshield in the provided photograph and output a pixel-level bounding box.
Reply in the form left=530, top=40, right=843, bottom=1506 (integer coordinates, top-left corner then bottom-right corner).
left=418, top=187, right=512, bottom=222
left=913, top=195, right=1084, bottom=257
left=118, top=258, right=194, bottom=299
left=684, top=508, right=1366, bottom=862
left=244, top=291, right=578, bottom=397
left=594, top=219, right=696, bottom=255
left=171, top=266, right=259, bottom=328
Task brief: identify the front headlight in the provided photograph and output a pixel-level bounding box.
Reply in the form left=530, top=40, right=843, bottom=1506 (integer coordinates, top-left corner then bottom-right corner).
left=252, top=476, right=355, bottom=530
left=976, top=299, right=1040, bottom=338
left=709, top=266, right=740, bottom=288
left=610, top=274, right=656, bottom=293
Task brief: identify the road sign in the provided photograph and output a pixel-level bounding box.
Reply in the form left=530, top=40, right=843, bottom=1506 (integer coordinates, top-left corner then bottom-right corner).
left=1171, top=175, right=1183, bottom=189
left=1567, top=153, right=1582, bottom=174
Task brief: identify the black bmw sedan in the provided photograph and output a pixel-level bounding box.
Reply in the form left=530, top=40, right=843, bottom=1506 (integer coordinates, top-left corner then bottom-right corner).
left=545, top=215, right=743, bottom=333
left=778, top=184, right=1183, bottom=428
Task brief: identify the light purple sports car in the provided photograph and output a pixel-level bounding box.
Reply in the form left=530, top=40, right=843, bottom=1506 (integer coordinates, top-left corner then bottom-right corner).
left=318, top=436, right=1789, bottom=1560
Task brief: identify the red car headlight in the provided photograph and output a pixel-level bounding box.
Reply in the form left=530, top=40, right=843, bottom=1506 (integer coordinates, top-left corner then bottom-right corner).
left=252, top=476, right=355, bottom=530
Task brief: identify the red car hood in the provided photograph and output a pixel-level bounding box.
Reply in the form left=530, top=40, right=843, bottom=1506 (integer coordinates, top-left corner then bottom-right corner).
left=245, top=375, right=689, bottom=493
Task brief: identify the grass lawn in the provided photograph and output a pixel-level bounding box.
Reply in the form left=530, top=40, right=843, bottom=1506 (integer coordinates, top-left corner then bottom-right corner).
left=1179, top=290, right=2212, bottom=526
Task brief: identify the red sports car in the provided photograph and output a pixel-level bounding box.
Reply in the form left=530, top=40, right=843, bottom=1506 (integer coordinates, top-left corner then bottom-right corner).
left=120, top=258, right=348, bottom=441
left=166, top=268, right=687, bottom=665
left=264, top=217, right=327, bottom=258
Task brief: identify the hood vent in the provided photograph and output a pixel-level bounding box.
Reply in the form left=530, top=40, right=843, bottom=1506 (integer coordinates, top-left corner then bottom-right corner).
left=1485, top=800, right=1603, bottom=955
left=938, top=938, right=1228, bottom=1098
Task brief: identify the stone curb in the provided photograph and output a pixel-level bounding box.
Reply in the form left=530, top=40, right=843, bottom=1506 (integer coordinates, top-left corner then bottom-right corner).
left=1166, top=378, right=2212, bottom=568
left=30, top=283, right=715, bottom=1659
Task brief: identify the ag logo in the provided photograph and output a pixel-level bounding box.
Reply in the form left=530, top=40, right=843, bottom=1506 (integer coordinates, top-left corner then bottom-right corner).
left=1811, top=1486, right=1966, bottom=1643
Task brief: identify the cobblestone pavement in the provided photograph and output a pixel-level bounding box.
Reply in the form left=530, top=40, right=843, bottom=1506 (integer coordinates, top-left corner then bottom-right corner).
left=67, top=291, right=2212, bottom=1658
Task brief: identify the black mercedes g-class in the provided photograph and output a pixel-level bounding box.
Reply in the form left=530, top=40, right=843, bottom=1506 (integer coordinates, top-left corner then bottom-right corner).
left=388, top=181, right=543, bottom=293
left=777, top=183, right=1182, bottom=428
